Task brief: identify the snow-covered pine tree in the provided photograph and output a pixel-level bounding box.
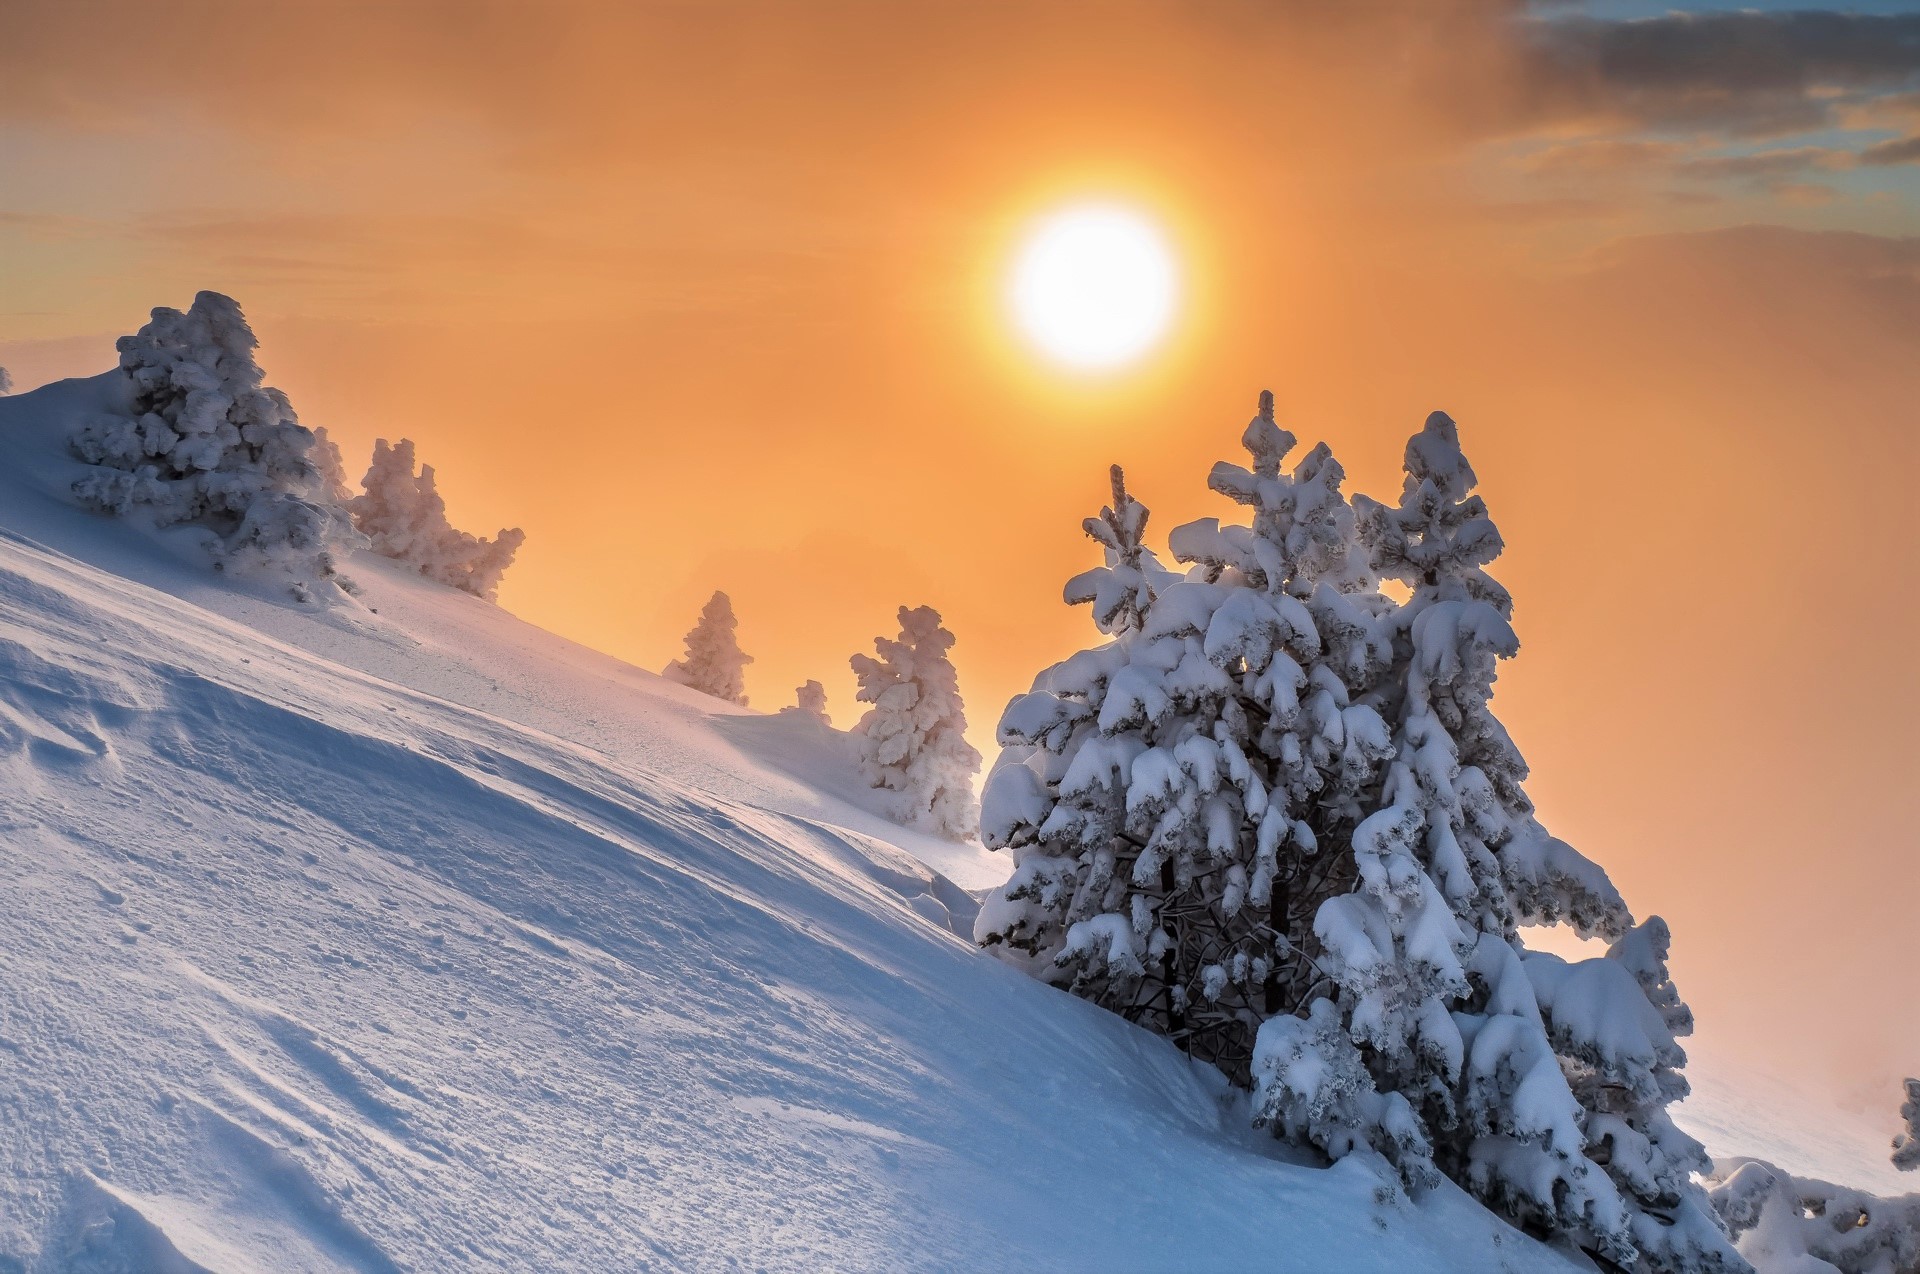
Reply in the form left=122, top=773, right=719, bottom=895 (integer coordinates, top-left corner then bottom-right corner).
left=983, top=397, right=1743, bottom=1273
left=349, top=438, right=525, bottom=601
left=0, top=366, right=12, bottom=394
left=664, top=591, right=752, bottom=705
left=850, top=605, right=982, bottom=840
left=979, top=417, right=1382, bottom=1081
left=1898, top=1078, right=1920, bottom=1172
left=68, top=291, right=356, bottom=596
left=781, top=680, right=831, bottom=725
left=1708, top=1158, right=1920, bottom=1274
left=311, top=426, right=353, bottom=504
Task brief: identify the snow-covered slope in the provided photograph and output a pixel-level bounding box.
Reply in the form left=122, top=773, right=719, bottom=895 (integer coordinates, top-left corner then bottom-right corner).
left=0, top=374, right=1900, bottom=1272
left=0, top=375, right=1595, bottom=1271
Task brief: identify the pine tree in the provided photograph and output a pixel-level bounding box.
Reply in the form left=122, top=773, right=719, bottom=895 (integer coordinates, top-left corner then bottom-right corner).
left=981, top=396, right=1744, bottom=1273
left=1897, top=1078, right=1920, bottom=1172
left=349, top=438, right=525, bottom=601
left=850, top=605, right=981, bottom=840
left=1709, top=1157, right=1919, bottom=1273
left=664, top=591, right=752, bottom=705
left=979, top=414, right=1385, bottom=1081
left=0, top=366, right=13, bottom=395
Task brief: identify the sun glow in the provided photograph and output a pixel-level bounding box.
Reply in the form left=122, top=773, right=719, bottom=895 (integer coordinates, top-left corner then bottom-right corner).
left=1008, top=204, right=1179, bottom=372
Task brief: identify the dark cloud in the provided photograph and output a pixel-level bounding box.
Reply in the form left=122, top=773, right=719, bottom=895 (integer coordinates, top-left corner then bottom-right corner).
left=1526, top=10, right=1920, bottom=134
left=1859, top=134, right=1920, bottom=165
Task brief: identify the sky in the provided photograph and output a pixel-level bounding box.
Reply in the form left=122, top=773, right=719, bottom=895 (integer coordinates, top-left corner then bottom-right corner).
left=1, top=1, right=1915, bottom=1107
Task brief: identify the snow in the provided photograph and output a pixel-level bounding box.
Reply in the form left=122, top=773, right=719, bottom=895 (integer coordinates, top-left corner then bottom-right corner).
left=0, top=370, right=1900, bottom=1271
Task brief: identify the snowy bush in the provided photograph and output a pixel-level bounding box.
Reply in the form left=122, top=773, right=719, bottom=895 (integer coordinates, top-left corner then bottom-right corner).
left=349, top=438, right=525, bottom=601
left=977, top=393, right=1742, bottom=1272
left=664, top=591, right=752, bottom=705
left=850, top=605, right=982, bottom=840
left=781, top=680, right=831, bottom=725
left=1898, top=1079, right=1919, bottom=1173
left=68, top=291, right=357, bottom=597
left=1707, top=1158, right=1919, bottom=1274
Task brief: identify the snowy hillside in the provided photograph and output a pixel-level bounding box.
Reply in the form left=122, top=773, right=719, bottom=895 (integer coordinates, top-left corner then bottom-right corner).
left=0, top=373, right=1597, bottom=1271
left=0, top=374, right=1902, bottom=1271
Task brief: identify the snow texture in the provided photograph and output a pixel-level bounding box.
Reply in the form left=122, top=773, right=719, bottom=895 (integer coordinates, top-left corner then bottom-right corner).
left=65, top=291, right=357, bottom=599
left=348, top=437, right=524, bottom=600
left=0, top=370, right=1621, bottom=1273
left=849, top=605, right=982, bottom=841
left=979, top=393, right=1739, bottom=1272
left=663, top=589, right=752, bottom=705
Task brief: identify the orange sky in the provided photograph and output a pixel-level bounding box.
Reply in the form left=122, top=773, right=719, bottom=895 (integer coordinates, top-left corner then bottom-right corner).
left=2, top=1, right=1915, bottom=1104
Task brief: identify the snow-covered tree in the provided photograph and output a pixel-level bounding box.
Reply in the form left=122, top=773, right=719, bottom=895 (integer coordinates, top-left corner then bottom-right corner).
left=980, top=395, right=1743, bottom=1273
left=349, top=438, right=525, bottom=601
left=850, top=605, right=981, bottom=840
left=0, top=366, right=13, bottom=394
left=781, top=680, right=831, bottom=725
left=978, top=426, right=1382, bottom=1081
left=1707, top=1158, right=1919, bottom=1274
left=664, top=591, right=752, bottom=705
left=1898, top=1078, right=1919, bottom=1172
left=68, top=291, right=356, bottom=597
left=311, top=426, right=353, bottom=503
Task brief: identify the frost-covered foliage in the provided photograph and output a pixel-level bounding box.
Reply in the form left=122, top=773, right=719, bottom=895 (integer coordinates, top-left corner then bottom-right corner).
left=664, top=591, right=752, bottom=705
left=349, top=438, right=525, bottom=601
left=67, top=291, right=356, bottom=597
left=1707, top=1158, right=1919, bottom=1274
left=977, top=393, right=1741, bottom=1272
left=1897, top=1080, right=1920, bottom=1174
left=311, top=426, right=353, bottom=504
left=850, top=606, right=982, bottom=840
left=782, top=680, right=831, bottom=725
left=0, top=366, right=13, bottom=395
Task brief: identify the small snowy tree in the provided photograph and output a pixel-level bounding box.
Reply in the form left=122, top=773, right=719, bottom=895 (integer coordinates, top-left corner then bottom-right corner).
left=349, top=438, right=525, bottom=601
left=1708, top=1158, right=1919, bottom=1274
left=850, top=605, right=982, bottom=840
left=781, top=680, right=831, bottom=725
left=68, top=291, right=356, bottom=597
left=664, top=591, right=752, bottom=705
left=310, top=426, right=353, bottom=504
left=0, top=366, right=13, bottom=394
left=1897, top=1078, right=1919, bottom=1172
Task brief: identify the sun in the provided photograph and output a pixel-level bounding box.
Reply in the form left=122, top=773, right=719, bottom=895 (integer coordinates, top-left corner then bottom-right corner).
left=1008, top=203, right=1179, bottom=372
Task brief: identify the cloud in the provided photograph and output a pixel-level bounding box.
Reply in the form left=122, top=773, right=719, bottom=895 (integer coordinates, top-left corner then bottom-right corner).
left=1859, top=134, right=1920, bottom=166
left=1523, top=9, right=1920, bottom=135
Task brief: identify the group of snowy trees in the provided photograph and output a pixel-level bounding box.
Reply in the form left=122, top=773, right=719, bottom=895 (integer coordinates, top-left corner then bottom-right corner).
left=66, top=292, right=523, bottom=602
left=662, top=592, right=982, bottom=840
left=974, top=393, right=1743, bottom=1272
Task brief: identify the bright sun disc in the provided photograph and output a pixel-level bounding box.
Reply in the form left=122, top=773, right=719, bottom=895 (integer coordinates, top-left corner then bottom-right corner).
left=1009, top=204, right=1178, bottom=371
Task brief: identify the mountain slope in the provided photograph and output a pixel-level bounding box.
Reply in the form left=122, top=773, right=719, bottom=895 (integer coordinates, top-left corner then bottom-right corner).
left=0, top=378, right=1591, bottom=1271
